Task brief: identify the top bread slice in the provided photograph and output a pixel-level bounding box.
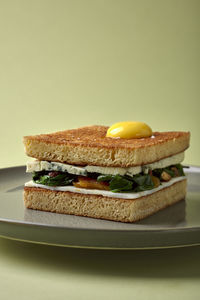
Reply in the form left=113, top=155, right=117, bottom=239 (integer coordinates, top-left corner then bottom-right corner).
left=23, top=125, right=190, bottom=167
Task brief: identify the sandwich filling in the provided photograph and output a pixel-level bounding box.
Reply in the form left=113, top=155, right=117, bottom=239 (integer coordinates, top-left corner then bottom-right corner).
left=26, top=152, right=186, bottom=195
left=25, top=176, right=185, bottom=200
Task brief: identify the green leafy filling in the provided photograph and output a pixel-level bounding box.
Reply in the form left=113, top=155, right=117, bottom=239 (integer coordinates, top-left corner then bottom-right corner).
left=32, top=163, right=186, bottom=193
left=175, top=164, right=185, bottom=176
left=97, top=164, right=185, bottom=192
left=97, top=174, right=154, bottom=193
left=33, top=171, right=75, bottom=186
left=153, top=164, right=185, bottom=179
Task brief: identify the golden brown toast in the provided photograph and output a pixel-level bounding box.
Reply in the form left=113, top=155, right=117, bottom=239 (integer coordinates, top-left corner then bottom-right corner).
left=24, top=179, right=186, bottom=223
left=23, top=126, right=190, bottom=167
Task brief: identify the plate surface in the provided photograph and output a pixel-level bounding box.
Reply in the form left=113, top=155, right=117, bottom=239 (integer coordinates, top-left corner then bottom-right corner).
left=0, top=166, right=200, bottom=249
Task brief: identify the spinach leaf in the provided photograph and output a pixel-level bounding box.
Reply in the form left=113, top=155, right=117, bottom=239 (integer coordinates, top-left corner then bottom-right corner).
left=97, top=174, right=114, bottom=182
left=132, top=174, right=151, bottom=185
left=33, top=172, right=74, bottom=186
left=32, top=171, right=46, bottom=181
left=109, top=175, right=133, bottom=193
left=133, top=174, right=154, bottom=192
left=98, top=173, right=155, bottom=193
left=174, top=164, right=185, bottom=176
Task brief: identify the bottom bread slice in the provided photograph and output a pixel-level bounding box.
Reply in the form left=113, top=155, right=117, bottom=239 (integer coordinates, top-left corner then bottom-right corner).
left=23, top=179, right=187, bottom=223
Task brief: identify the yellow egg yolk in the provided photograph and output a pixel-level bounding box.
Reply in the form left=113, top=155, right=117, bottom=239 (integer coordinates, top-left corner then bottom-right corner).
left=106, top=121, right=153, bottom=139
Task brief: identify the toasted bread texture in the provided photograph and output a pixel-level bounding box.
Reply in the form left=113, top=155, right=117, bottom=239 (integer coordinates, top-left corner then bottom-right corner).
left=23, top=126, right=190, bottom=167
left=24, top=179, right=186, bottom=223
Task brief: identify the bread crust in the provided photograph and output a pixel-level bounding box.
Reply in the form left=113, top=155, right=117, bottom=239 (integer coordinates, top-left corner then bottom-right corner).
left=24, top=179, right=187, bottom=223
left=23, top=126, right=190, bottom=167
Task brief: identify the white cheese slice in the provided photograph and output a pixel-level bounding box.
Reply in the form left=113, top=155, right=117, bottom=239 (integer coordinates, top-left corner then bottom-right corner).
left=143, top=152, right=184, bottom=172
left=25, top=176, right=185, bottom=200
left=86, top=152, right=184, bottom=175
left=85, top=165, right=141, bottom=176
left=26, top=152, right=184, bottom=176
left=26, top=160, right=87, bottom=176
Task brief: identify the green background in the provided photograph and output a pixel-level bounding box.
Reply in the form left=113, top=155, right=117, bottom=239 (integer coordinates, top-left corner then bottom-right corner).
left=0, top=0, right=199, bottom=168
left=0, top=1, right=200, bottom=299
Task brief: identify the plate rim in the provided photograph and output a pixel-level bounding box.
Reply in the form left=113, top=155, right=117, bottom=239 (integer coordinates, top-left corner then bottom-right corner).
left=0, top=164, right=200, bottom=233
left=0, top=164, right=200, bottom=249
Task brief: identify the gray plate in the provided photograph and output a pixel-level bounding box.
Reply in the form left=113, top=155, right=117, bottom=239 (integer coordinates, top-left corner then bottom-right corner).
left=0, top=166, right=200, bottom=249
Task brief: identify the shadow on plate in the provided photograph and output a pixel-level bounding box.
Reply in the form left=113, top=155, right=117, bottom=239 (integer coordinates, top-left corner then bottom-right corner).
left=23, top=199, right=186, bottom=229
left=137, top=199, right=186, bottom=226
left=6, top=185, right=24, bottom=193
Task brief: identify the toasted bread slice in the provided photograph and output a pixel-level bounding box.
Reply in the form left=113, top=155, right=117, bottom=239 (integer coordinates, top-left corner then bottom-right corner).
left=24, top=179, right=186, bottom=223
left=23, top=126, right=190, bottom=167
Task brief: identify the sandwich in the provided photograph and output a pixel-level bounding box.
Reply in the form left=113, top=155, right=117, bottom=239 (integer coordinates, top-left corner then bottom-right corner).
left=23, top=123, right=190, bottom=222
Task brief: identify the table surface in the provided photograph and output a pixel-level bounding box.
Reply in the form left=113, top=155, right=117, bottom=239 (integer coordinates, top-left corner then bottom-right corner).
left=0, top=237, right=199, bottom=300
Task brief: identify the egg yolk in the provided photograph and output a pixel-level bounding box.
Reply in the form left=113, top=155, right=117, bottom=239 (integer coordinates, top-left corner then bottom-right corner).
left=106, top=121, right=152, bottom=139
